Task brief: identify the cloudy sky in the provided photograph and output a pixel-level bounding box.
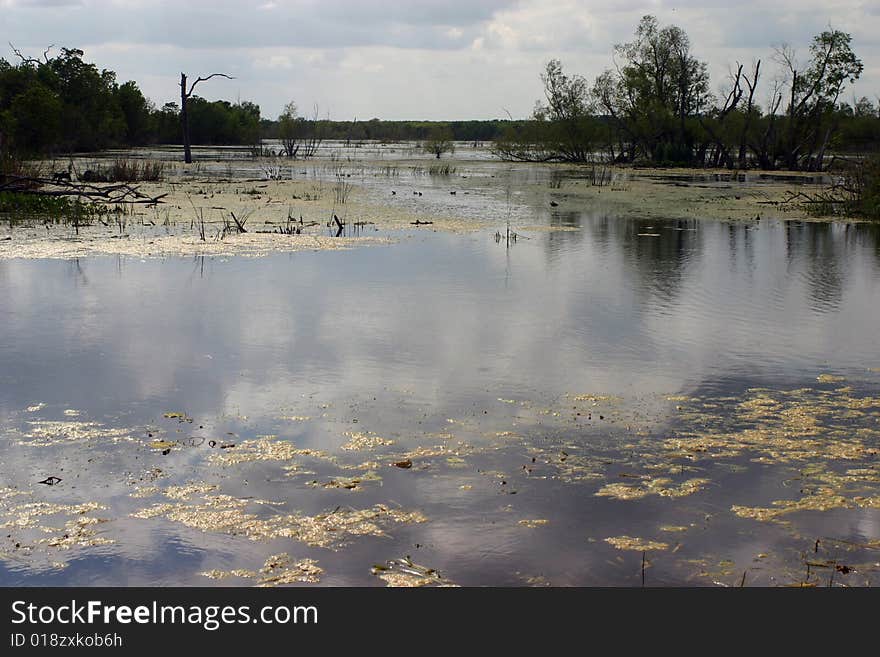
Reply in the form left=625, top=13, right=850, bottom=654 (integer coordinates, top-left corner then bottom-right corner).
left=3, top=0, right=878, bottom=120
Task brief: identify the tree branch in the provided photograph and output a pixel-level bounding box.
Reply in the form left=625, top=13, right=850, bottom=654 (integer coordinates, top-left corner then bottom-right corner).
left=9, top=43, right=40, bottom=65
left=186, top=73, right=235, bottom=97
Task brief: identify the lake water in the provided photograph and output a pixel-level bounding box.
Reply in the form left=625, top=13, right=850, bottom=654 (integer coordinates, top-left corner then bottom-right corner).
left=2, top=159, right=879, bottom=586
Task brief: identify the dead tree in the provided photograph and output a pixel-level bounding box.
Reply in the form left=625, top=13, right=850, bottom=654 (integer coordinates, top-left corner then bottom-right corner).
left=738, top=60, right=761, bottom=169
left=8, top=42, right=54, bottom=66
left=179, top=72, right=234, bottom=164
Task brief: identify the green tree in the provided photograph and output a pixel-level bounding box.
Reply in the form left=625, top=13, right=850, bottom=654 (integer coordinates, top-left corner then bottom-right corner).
left=116, top=81, right=152, bottom=145
left=424, top=125, right=454, bottom=158
left=278, top=101, right=300, bottom=157
left=9, top=83, right=62, bottom=154
left=776, top=29, right=863, bottom=170
left=595, top=15, right=710, bottom=163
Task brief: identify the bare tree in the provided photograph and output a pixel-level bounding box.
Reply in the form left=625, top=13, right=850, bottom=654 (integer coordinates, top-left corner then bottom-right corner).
left=179, top=72, right=234, bottom=163
left=737, top=60, right=761, bottom=168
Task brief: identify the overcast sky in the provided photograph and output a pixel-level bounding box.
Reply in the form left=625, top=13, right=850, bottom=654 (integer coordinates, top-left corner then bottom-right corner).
left=3, top=0, right=878, bottom=120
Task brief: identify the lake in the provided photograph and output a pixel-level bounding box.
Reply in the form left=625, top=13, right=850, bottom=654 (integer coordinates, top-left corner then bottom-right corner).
left=2, top=154, right=879, bottom=586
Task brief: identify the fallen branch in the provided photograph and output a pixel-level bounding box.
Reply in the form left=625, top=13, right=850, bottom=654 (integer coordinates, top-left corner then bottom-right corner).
left=0, top=175, right=167, bottom=206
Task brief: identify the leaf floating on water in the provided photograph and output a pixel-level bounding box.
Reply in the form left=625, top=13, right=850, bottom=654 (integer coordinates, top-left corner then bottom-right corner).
left=604, top=536, right=669, bottom=551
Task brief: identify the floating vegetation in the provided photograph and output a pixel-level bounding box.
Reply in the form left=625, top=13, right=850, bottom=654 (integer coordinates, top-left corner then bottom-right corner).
left=200, top=569, right=258, bottom=581
left=132, top=494, right=426, bottom=549
left=1, top=501, right=105, bottom=530
left=817, top=374, right=846, bottom=383
left=604, top=536, right=669, bottom=551
left=526, top=446, right=606, bottom=483
left=39, top=516, right=114, bottom=549
left=201, top=553, right=323, bottom=586
left=569, top=393, right=621, bottom=404
left=257, top=553, right=323, bottom=586
left=19, top=420, right=136, bottom=446
left=341, top=431, right=394, bottom=451
left=595, top=478, right=711, bottom=501
left=163, top=484, right=219, bottom=500
left=371, top=557, right=456, bottom=587
left=209, top=435, right=331, bottom=466
left=307, top=471, right=382, bottom=491
left=518, top=519, right=549, bottom=528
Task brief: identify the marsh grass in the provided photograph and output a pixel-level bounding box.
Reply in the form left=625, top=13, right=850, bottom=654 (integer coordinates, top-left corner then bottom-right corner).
left=0, top=192, right=104, bottom=225
left=82, top=158, right=166, bottom=182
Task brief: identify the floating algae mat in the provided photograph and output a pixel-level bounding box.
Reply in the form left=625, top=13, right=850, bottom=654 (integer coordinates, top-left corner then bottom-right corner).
left=2, top=157, right=880, bottom=586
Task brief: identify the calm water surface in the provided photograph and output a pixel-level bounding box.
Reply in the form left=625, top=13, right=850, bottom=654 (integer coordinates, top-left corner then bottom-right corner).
left=2, top=187, right=879, bottom=586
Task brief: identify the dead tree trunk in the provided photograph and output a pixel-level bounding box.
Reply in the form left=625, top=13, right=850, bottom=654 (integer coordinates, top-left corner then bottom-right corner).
left=179, top=72, right=234, bottom=164
left=180, top=73, right=191, bottom=164
left=738, top=60, right=760, bottom=169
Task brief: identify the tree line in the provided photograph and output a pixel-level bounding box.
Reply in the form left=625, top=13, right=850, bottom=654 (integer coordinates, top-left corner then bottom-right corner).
left=0, top=47, right=260, bottom=157
left=1, top=19, right=878, bottom=172
left=496, top=15, right=878, bottom=170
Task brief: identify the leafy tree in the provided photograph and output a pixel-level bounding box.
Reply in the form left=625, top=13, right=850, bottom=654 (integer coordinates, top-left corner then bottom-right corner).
left=8, top=83, right=62, bottom=154
left=776, top=30, right=863, bottom=170
left=278, top=101, right=300, bottom=157
left=116, top=81, right=152, bottom=145
left=424, top=125, right=454, bottom=158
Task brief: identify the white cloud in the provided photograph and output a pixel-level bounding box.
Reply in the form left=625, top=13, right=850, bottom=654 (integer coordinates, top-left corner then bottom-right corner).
left=2, top=0, right=877, bottom=119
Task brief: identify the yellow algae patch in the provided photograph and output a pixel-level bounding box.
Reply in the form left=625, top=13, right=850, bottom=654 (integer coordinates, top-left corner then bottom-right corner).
left=200, top=553, right=323, bottom=586
left=604, top=536, right=669, bottom=551
left=130, top=486, right=160, bottom=499
left=39, top=517, right=114, bottom=549
left=163, top=484, right=219, bottom=500
left=132, top=495, right=426, bottom=548
left=853, top=496, right=880, bottom=509
left=306, top=471, right=381, bottom=491
left=257, top=553, right=323, bottom=586
left=518, top=519, right=549, bottom=528
left=341, top=431, right=394, bottom=451
left=570, top=394, right=621, bottom=403
left=149, top=440, right=176, bottom=450
left=209, top=436, right=331, bottom=466
left=21, top=420, right=135, bottom=446
left=731, top=487, right=851, bottom=522
left=817, top=374, right=846, bottom=383
left=200, top=569, right=258, bottom=580
left=595, top=478, right=710, bottom=501
left=1, top=502, right=105, bottom=530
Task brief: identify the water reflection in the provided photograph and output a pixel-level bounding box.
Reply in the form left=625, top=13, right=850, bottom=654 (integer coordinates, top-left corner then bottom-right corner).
left=1, top=212, right=879, bottom=586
